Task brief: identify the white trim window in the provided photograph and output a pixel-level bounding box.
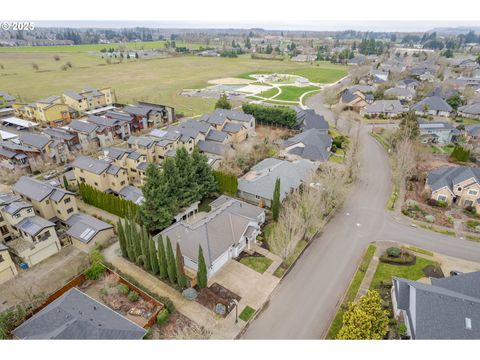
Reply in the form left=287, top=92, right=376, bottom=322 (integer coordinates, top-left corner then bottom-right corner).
left=468, top=189, right=478, bottom=196
left=437, top=195, right=447, bottom=202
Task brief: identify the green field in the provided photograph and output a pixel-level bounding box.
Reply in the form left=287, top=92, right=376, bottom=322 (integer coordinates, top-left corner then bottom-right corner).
left=257, top=87, right=281, bottom=98
left=0, top=53, right=347, bottom=116
left=275, top=85, right=319, bottom=102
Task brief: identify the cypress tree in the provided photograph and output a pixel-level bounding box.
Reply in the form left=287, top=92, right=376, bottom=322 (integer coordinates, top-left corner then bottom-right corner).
left=133, top=223, right=142, bottom=264
left=149, top=235, right=159, bottom=275
left=157, top=236, right=168, bottom=280
left=125, top=219, right=135, bottom=262
left=272, top=178, right=281, bottom=221
left=175, top=243, right=187, bottom=288
left=165, top=237, right=177, bottom=284
left=141, top=226, right=151, bottom=271
left=117, top=219, right=127, bottom=257
left=197, top=245, right=208, bottom=288
left=192, top=146, right=217, bottom=198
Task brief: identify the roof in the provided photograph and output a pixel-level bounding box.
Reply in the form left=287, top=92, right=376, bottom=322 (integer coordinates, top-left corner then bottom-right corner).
left=68, top=120, right=98, bottom=134
left=238, top=158, right=316, bottom=201
left=43, top=127, right=76, bottom=141
left=127, top=136, right=155, bottom=148
left=12, top=288, right=146, bottom=339
left=197, top=140, right=226, bottom=156
left=413, top=96, right=453, bottom=113
left=294, top=108, right=329, bottom=131
left=362, top=100, right=406, bottom=114
left=459, top=102, right=480, bottom=116
left=13, top=176, right=73, bottom=202
left=1, top=117, right=38, bottom=128
left=384, top=87, right=415, bottom=98
left=63, top=90, right=83, bottom=101
left=0, top=91, right=16, bottom=102
left=18, top=133, right=51, bottom=150
left=418, top=120, right=455, bottom=131
left=205, top=129, right=228, bottom=143
left=66, top=213, right=113, bottom=244
left=118, top=186, right=144, bottom=205
left=16, top=215, right=55, bottom=236
left=3, top=201, right=32, bottom=215
left=201, top=109, right=253, bottom=126
left=72, top=155, right=112, bottom=175
left=222, top=122, right=243, bottom=133
left=282, top=128, right=332, bottom=161
left=427, top=166, right=480, bottom=193
left=393, top=272, right=480, bottom=339
left=157, top=195, right=264, bottom=268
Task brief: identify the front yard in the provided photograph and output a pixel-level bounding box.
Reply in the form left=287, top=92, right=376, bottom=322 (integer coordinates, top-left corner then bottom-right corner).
left=239, top=255, right=273, bottom=274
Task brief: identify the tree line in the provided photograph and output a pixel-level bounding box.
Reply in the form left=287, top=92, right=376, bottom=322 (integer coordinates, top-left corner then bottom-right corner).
left=242, top=103, right=297, bottom=129
left=213, top=170, right=238, bottom=195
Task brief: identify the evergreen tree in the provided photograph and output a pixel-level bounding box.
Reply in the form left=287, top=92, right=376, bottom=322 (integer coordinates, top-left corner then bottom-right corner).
left=157, top=236, right=168, bottom=280
left=272, top=178, right=281, bottom=221
left=192, top=147, right=217, bottom=198
left=165, top=237, right=177, bottom=284
left=149, top=235, right=159, bottom=275
left=197, top=245, right=208, bottom=288
left=141, top=226, right=151, bottom=271
left=175, top=147, right=200, bottom=208
left=125, top=219, right=135, bottom=262
left=117, top=219, right=127, bottom=257
left=215, top=93, right=232, bottom=110
left=63, top=175, right=69, bottom=190
left=175, top=243, right=187, bottom=288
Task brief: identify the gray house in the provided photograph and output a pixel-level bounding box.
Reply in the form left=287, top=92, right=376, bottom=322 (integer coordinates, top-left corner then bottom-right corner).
left=281, top=128, right=332, bottom=162
left=418, top=121, right=459, bottom=145
left=392, top=272, right=480, bottom=339
left=360, top=100, right=407, bottom=118
left=459, top=102, right=480, bottom=119
left=12, top=288, right=146, bottom=339
left=237, top=158, right=316, bottom=208
left=156, top=196, right=265, bottom=277
left=413, top=96, right=453, bottom=117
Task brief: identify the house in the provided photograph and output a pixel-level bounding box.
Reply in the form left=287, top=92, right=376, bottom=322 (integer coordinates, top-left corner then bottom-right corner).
left=360, top=100, right=407, bottom=118
left=339, top=88, right=372, bottom=112
left=123, top=101, right=175, bottom=129
left=370, top=70, right=389, bottom=83
left=65, top=212, right=114, bottom=252
left=0, top=193, right=60, bottom=267
left=413, top=96, right=453, bottom=117
left=72, top=155, right=128, bottom=194
left=12, top=288, right=146, bottom=339
left=281, top=128, right=332, bottom=162
left=66, top=119, right=100, bottom=150
left=102, top=147, right=147, bottom=185
left=118, top=185, right=144, bottom=205
left=62, top=87, right=113, bottom=114
left=347, top=55, right=366, bottom=66
left=199, top=109, right=255, bottom=141
left=291, top=54, right=317, bottom=62
left=294, top=108, right=329, bottom=131
left=425, top=166, right=480, bottom=211
left=18, top=133, right=70, bottom=165
left=384, top=87, right=415, bottom=101
left=43, top=126, right=80, bottom=152
left=459, top=102, right=480, bottom=119
left=13, top=176, right=78, bottom=222
left=392, top=272, right=480, bottom=339
left=237, top=158, right=316, bottom=207
left=465, top=124, right=480, bottom=144
left=13, top=96, right=76, bottom=126
left=0, top=242, right=18, bottom=285
left=0, top=91, right=16, bottom=108
left=397, top=78, right=420, bottom=91
left=156, top=195, right=265, bottom=278
left=0, top=143, right=32, bottom=172
left=127, top=136, right=157, bottom=163
left=419, top=121, right=459, bottom=145
left=1, top=117, right=39, bottom=131
left=85, top=114, right=131, bottom=144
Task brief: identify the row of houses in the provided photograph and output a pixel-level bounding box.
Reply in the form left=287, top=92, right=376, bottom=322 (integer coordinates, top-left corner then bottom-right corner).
left=0, top=176, right=114, bottom=285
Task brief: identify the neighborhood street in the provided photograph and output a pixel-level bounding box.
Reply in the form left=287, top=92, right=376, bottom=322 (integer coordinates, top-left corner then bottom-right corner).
left=241, top=91, right=480, bottom=339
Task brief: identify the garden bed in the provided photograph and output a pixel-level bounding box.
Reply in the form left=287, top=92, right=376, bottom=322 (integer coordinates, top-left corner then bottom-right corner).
left=195, top=282, right=241, bottom=316
left=151, top=311, right=211, bottom=339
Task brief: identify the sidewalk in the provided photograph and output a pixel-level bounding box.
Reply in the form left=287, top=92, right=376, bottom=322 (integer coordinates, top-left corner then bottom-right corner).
left=77, top=199, right=120, bottom=224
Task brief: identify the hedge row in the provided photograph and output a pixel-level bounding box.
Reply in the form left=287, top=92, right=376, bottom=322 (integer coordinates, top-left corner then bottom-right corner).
left=79, top=182, right=139, bottom=218
left=242, top=103, right=297, bottom=128
left=213, top=170, right=238, bottom=195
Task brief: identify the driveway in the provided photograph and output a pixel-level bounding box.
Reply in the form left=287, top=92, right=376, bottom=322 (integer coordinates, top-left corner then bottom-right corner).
left=0, top=246, right=88, bottom=312
left=241, top=90, right=480, bottom=339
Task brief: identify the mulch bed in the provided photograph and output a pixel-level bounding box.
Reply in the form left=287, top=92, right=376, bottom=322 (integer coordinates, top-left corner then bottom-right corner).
left=423, top=265, right=445, bottom=278
left=152, top=311, right=210, bottom=339
left=195, top=282, right=241, bottom=316
left=236, top=251, right=264, bottom=261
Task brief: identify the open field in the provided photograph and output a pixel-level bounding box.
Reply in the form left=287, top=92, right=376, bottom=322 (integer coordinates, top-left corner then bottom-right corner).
left=275, top=85, right=319, bottom=101
left=0, top=54, right=347, bottom=116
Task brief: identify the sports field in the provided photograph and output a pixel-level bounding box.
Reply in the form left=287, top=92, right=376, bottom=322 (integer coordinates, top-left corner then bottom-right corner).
left=0, top=52, right=347, bottom=116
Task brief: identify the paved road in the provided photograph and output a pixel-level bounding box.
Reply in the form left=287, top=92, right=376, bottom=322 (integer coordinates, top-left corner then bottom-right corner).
left=242, top=91, right=480, bottom=339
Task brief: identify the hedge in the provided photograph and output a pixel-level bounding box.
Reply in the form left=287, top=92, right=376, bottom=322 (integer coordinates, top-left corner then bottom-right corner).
left=242, top=103, right=297, bottom=128
left=79, top=182, right=139, bottom=218
left=213, top=170, right=238, bottom=195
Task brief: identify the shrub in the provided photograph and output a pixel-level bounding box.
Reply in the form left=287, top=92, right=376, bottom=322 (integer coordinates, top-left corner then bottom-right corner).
left=242, top=103, right=297, bottom=128
left=128, top=291, right=140, bottom=302
left=156, top=308, right=170, bottom=325
left=380, top=253, right=416, bottom=265
left=449, top=146, right=470, bottom=162
left=117, top=284, right=130, bottom=295
left=386, top=247, right=401, bottom=257
left=84, top=263, right=106, bottom=280
left=437, top=200, right=448, bottom=208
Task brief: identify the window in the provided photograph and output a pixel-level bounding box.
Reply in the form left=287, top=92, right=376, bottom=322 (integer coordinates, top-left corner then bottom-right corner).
left=255, top=195, right=261, bottom=200
left=79, top=177, right=86, bottom=183
left=468, top=189, right=478, bottom=196
left=457, top=187, right=462, bottom=192
left=94, top=182, right=99, bottom=186
left=57, top=210, right=61, bottom=214
left=46, top=200, right=49, bottom=205
left=120, top=181, right=126, bottom=186
left=466, top=318, right=472, bottom=330
left=465, top=200, right=474, bottom=207
left=0, top=225, right=8, bottom=235
left=67, top=208, right=74, bottom=214
left=14, top=213, right=21, bottom=219
left=64, top=197, right=71, bottom=204
left=437, top=195, right=447, bottom=202
left=27, top=208, right=32, bottom=213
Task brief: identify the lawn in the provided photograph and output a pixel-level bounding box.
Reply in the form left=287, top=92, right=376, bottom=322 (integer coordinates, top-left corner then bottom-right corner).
left=239, top=306, right=255, bottom=322
left=273, top=239, right=308, bottom=278
left=408, top=246, right=434, bottom=257
left=327, top=244, right=377, bottom=339
left=274, top=86, right=320, bottom=102
left=370, top=256, right=436, bottom=290
left=257, top=87, right=281, bottom=99
left=0, top=54, right=346, bottom=116
left=329, top=154, right=344, bottom=164
left=239, top=256, right=273, bottom=274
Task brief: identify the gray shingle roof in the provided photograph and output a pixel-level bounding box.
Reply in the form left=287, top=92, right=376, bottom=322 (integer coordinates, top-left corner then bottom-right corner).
left=393, top=272, right=480, bottom=339
left=427, top=166, right=480, bottom=193
left=197, top=140, right=226, bottom=156
left=282, top=128, right=332, bottom=161
left=12, top=288, right=146, bottom=339
left=294, top=108, right=329, bottom=131
left=127, top=136, right=155, bottom=148
left=16, top=215, right=54, bottom=236
left=222, top=122, right=243, bottom=133
left=68, top=120, right=98, bottom=134
left=65, top=213, right=113, bottom=244
left=86, top=115, right=120, bottom=128
left=3, top=201, right=32, bottom=215
left=72, top=156, right=111, bottom=175
left=459, top=102, right=480, bottom=116
left=157, top=195, right=264, bottom=268
left=205, top=129, right=228, bottom=143
left=118, top=186, right=144, bottom=204
left=13, top=176, right=73, bottom=202
left=413, top=96, right=453, bottom=113
left=201, top=109, right=253, bottom=126
left=18, top=133, right=51, bottom=150
left=238, top=158, right=316, bottom=201
left=363, top=100, right=406, bottom=114
left=63, top=90, right=83, bottom=101
left=43, top=127, right=76, bottom=141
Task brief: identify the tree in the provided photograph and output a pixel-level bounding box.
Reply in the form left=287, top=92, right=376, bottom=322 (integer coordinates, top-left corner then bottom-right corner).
left=446, top=93, right=465, bottom=112
left=271, top=178, right=281, bottom=221
left=157, top=236, right=168, bottom=280
left=197, top=245, right=208, bottom=288
left=396, top=111, right=420, bottom=143
left=63, top=175, right=69, bottom=191
left=149, top=235, right=159, bottom=275
left=192, top=147, right=217, bottom=197
left=165, top=237, right=177, bottom=285
left=175, top=243, right=187, bottom=288
left=175, top=147, right=200, bottom=208
left=215, top=93, right=232, bottom=110
left=337, top=290, right=389, bottom=340
left=141, top=226, right=151, bottom=271
left=117, top=219, right=128, bottom=257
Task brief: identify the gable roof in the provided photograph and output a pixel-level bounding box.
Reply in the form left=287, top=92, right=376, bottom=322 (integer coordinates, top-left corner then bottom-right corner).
left=65, top=213, right=113, bottom=244
left=18, top=133, right=51, bottom=150
left=459, top=102, right=480, bottom=116
left=363, top=100, right=406, bottom=114
left=294, top=108, right=329, bottom=131
left=282, top=128, right=332, bottom=161
left=13, top=176, right=73, bottom=202
left=413, top=96, right=453, bottom=113
left=118, top=186, right=144, bottom=204
left=201, top=109, right=253, bottom=126
left=72, top=155, right=112, bottom=175
left=68, top=120, right=98, bottom=134
left=12, top=288, right=146, bottom=339
left=16, top=215, right=55, bottom=236
left=427, top=166, right=480, bottom=193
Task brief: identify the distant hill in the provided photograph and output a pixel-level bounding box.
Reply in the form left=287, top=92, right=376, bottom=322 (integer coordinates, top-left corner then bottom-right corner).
left=427, top=27, right=480, bottom=35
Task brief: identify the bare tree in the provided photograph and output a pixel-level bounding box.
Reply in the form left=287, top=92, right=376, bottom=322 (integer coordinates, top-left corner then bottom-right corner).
left=392, top=137, right=417, bottom=186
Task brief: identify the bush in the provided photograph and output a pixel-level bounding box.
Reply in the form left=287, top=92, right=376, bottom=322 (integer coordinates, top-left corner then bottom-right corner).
left=242, top=103, right=297, bottom=128
left=128, top=291, right=140, bottom=302
left=380, top=253, right=416, bottom=265
left=386, top=247, right=401, bottom=257
left=117, top=284, right=130, bottom=295
left=84, top=263, right=106, bottom=280
left=156, top=308, right=170, bottom=325
left=213, top=170, right=238, bottom=195
left=449, top=146, right=471, bottom=162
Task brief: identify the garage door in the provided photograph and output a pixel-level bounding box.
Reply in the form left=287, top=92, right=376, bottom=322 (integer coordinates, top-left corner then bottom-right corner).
left=0, top=266, right=15, bottom=284
left=29, top=242, right=59, bottom=266
left=210, top=250, right=230, bottom=276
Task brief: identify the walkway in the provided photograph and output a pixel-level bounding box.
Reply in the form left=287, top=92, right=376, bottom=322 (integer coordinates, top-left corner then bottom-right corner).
left=77, top=198, right=120, bottom=224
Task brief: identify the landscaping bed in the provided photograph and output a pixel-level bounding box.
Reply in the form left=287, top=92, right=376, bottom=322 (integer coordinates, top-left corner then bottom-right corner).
left=151, top=311, right=211, bottom=339
left=196, top=282, right=241, bottom=316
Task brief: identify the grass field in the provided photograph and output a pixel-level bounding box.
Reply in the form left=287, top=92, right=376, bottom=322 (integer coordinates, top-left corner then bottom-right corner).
left=0, top=54, right=347, bottom=116
left=274, top=85, right=319, bottom=102
left=257, top=87, right=281, bottom=98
